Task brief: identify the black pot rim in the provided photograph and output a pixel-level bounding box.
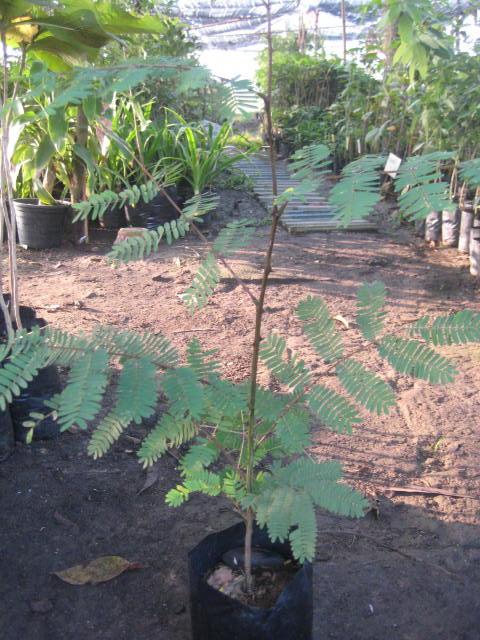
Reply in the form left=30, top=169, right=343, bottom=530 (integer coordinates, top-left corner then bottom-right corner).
left=189, top=522, right=311, bottom=613
left=13, top=198, right=70, bottom=209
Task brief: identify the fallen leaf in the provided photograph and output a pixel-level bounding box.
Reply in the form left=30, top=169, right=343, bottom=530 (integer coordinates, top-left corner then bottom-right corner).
left=137, top=464, right=160, bottom=495
left=53, top=556, right=144, bottom=585
left=334, top=314, right=349, bottom=329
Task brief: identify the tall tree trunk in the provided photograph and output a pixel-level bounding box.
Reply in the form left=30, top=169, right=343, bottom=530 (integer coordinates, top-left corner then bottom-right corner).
left=314, top=9, right=320, bottom=54
left=70, top=104, right=89, bottom=243
left=341, top=0, right=347, bottom=63
left=382, top=10, right=397, bottom=77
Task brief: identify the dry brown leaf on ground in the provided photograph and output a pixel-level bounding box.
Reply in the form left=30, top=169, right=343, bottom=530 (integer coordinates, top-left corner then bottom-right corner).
left=137, top=464, right=160, bottom=495
left=52, top=556, right=144, bottom=585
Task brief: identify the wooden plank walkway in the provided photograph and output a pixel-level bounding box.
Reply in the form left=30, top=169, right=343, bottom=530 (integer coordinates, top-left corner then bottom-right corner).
left=237, top=153, right=377, bottom=233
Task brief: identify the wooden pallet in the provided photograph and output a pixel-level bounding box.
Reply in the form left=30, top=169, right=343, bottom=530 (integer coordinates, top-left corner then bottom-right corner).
left=236, top=154, right=377, bottom=233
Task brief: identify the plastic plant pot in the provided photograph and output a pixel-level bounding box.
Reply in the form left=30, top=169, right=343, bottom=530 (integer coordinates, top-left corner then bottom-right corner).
left=188, top=521, right=313, bottom=640
left=13, top=198, right=69, bottom=249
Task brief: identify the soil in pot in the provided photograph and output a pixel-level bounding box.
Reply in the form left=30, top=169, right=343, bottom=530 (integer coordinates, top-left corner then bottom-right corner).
left=188, top=522, right=313, bottom=640
left=13, top=198, right=69, bottom=249
left=207, top=555, right=299, bottom=609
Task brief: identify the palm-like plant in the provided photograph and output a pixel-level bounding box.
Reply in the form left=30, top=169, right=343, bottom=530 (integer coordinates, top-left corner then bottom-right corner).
left=164, top=113, right=245, bottom=196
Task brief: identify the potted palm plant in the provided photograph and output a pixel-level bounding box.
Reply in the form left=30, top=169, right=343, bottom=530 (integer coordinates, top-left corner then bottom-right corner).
left=161, top=113, right=246, bottom=223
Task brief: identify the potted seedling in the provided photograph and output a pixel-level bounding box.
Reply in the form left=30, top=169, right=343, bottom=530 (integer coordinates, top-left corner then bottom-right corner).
left=4, top=3, right=480, bottom=639
left=25, top=231, right=480, bottom=640
left=29, top=7, right=480, bottom=639
left=12, top=115, right=77, bottom=248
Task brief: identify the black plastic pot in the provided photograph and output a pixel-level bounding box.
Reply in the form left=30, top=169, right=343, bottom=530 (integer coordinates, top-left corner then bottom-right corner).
left=100, top=204, right=127, bottom=230
left=0, top=297, right=62, bottom=443
left=0, top=406, right=14, bottom=461
left=13, top=198, right=69, bottom=249
left=188, top=522, right=313, bottom=640
left=127, top=190, right=180, bottom=229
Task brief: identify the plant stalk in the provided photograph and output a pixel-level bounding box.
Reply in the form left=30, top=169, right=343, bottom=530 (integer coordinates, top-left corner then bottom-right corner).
left=71, top=104, right=89, bottom=243
left=1, top=32, right=21, bottom=329
left=244, top=0, right=281, bottom=595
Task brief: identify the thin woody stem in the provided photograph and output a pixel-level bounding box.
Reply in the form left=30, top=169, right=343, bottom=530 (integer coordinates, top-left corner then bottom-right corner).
left=244, top=0, right=279, bottom=595
left=1, top=33, right=21, bottom=329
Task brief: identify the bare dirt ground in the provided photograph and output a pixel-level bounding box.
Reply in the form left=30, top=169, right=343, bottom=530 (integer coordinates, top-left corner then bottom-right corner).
left=1, top=190, right=479, bottom=639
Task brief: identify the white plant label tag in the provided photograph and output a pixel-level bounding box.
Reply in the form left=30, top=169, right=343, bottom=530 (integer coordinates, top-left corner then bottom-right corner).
left=384, top=153, right=402, bottom=178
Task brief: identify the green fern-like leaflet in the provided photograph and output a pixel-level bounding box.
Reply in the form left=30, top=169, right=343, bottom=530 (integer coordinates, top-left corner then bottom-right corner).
left=409, top=310, right=480, bottom=345
left=378, top=336, right=458, bottom=384
left=260, top=333, right=311, bottom=394
left=336, top=358, right=396, bottom=415
left=329, top=155, right=385, bottom=227
left=356, top=281, right=386, bottom=341
left=296, top=295, right=343, bottom=363
left=254, top=458, right=367, bottom=562
left=182, top=220, right=255, bottom=311
left=108, top=218, right=190, bottom=264
left=394, top=151, right=454, bottom=220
